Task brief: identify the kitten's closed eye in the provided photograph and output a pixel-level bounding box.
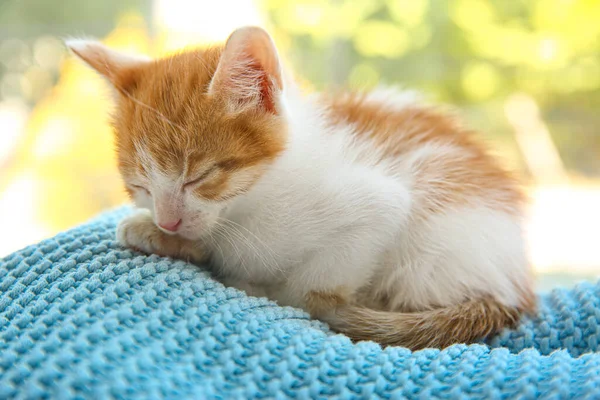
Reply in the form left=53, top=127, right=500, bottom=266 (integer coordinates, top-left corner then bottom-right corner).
left=184, top=166, right=218, bottom=189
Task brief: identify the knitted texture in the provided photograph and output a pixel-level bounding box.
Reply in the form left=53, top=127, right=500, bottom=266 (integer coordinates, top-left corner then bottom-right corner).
left=1, top=208, right=600, bottom=399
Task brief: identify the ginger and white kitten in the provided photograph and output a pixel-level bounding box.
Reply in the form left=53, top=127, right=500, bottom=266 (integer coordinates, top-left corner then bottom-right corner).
left=68, top=26, right=535, bottom=350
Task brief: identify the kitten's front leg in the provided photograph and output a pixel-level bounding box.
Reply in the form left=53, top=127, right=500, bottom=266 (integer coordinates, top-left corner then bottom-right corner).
left=117, top=210, right=207, bottom=264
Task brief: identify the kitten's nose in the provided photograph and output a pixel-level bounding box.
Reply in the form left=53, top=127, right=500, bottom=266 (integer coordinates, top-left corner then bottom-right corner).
left=158, top=219, right=181, bottom=232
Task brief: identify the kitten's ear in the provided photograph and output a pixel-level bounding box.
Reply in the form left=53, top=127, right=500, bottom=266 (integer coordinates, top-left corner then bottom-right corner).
left=209, top=27, right=283, bottom=114
left=66, top=39, right=150, bottom=95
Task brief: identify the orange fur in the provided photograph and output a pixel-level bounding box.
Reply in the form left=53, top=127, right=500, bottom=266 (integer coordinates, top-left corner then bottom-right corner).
left=321, top=92, right=525, bottom=216
left=317, top=92, right=535, bottom=342
left=306, top=288, right=350, bottom=317
left=110, top=46, right=286, bottom=201
left=332, top=296, right=522, bottom=350
left=308, top=287, right=532, bottom=350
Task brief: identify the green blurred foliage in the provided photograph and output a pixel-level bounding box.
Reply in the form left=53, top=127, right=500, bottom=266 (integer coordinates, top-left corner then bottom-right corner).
left=0, top=0, right=148, bottom=106
left=0, top=0, right=146, bottom=37
left=0, top=0, right=598, bottom=178
left=262, top=0, right=600, bottom=177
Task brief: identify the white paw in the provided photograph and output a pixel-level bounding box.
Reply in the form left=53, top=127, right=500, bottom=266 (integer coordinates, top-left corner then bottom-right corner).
left=116, top=210, right=162, bottom=255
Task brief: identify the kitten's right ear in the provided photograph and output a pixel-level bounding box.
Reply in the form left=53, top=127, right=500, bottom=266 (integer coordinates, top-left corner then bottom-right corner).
left=66, top=39, right=150, bottom=95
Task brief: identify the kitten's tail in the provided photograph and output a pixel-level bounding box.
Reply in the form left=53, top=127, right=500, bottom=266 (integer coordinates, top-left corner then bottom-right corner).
left=327, top=297, right=530, bottom=350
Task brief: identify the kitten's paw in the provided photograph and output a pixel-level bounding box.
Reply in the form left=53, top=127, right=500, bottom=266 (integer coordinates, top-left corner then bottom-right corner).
left=116, top=210, right=207, bottom=263
left=116, top=210, right=164, bottom=255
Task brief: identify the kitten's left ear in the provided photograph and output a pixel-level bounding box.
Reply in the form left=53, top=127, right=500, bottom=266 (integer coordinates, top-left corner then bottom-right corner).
left=209, top=26, right=283, bottom=114
left=66, top=39, right=150, bottom=95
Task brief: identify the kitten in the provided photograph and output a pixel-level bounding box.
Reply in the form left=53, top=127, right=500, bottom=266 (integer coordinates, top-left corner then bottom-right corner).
left=68, top=26, right=535, bottom=350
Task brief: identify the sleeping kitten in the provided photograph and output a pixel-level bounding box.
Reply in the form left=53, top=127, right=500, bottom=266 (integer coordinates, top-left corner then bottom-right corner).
left=68, top=26, right=535, bottom=350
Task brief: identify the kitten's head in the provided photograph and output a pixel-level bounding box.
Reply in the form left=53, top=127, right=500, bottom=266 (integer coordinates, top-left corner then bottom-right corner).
left=68, top=27, right=287, bottom=240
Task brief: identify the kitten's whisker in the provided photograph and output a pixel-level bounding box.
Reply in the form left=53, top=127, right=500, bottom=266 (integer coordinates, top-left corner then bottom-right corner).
left=216, top=217, right=280, bottom=257
left=223, top=223, right=281, bottom=275
left=214, top=223, right=265, bottom=275
left=212, top=228, right=250, bottom=277
left=215, top=217, right=283, bottom=273
left=215, top=220, right=282, bottom=275
left=206, top=232, right=228, bottom=269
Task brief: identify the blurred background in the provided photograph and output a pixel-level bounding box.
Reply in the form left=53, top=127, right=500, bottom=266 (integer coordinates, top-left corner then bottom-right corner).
left=0, top=0, right=598, bottom=291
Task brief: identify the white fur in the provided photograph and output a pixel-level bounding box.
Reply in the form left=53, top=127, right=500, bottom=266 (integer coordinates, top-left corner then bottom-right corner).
left=185, top=85, right=526, bottom=311
left=121, top=71, right=528, bottom=314
left=370, top=207, right=528, bottom=311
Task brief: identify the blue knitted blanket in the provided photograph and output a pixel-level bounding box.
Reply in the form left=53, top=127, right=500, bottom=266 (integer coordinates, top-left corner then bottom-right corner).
left=1, top=208, right=600, bottom=399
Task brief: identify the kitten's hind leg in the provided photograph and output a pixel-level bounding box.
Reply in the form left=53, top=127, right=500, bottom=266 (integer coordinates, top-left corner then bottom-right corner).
left=117, top=210, right=208, bottom=264
left=267, top=242, right=379, bottom=318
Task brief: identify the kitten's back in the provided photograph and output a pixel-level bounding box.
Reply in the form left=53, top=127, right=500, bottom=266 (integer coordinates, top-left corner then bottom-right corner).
left=320, top=90, right=524, bottom=216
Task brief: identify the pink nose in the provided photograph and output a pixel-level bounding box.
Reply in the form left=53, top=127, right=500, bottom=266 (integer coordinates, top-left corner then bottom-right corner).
left=158, top=219, right=181, bottom=232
